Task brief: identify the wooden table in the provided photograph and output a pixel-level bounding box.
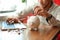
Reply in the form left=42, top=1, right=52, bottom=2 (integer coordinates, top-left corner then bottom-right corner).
left=0, top=25, right=60, bottom=40
left=22, top=26, right=60, bottom=40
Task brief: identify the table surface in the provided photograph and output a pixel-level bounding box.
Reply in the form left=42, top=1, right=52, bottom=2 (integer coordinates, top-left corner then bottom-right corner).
left=0, top=25, right=60, bottom=40
left=22, top=26, right=60, bottom=40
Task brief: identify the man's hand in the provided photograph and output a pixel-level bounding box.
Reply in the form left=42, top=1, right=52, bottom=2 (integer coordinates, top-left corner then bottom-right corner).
left=34, top=6, right=51, bottom=18
left=6, top=18, right=20, bottom=24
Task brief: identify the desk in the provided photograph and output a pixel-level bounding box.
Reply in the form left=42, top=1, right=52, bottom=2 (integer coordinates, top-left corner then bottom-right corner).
left=0, top=25, right=60, bottom=40
left=23, top=26, right=60, bottom=40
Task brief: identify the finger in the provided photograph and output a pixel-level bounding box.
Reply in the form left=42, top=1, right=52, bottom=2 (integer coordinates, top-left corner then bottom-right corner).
left=34, top=6, right=40, bottom=11
left=34, top=7, right=43, bottom=15
left=38, top=10, right=49, bottom=17
left=34, top=6, right=40, bottom=15
left=34, top=7, right=40, bottom=15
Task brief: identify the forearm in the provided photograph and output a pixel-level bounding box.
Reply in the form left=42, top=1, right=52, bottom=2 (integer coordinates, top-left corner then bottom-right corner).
left=46, top=14, right=60, bottom=27
left=37, top=9, right=59, bottom=27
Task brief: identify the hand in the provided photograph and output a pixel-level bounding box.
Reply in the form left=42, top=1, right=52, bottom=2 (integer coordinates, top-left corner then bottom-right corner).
left=6, top=18, right=20, bottom=24
left=34, top=6, right=51, bottom=18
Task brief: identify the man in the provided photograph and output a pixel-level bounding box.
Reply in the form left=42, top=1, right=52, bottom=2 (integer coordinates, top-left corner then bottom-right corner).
left=34, top=0, right=60, bottom=27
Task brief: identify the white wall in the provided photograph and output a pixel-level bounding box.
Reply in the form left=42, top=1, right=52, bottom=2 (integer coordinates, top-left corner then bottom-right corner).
left=0, top=0, right=39, bottom=17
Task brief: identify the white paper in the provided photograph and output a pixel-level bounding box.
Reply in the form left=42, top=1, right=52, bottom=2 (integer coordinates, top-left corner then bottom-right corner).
left=14, top=23, right=27, bottom=29
left=2, top=22, right=26, bottom=29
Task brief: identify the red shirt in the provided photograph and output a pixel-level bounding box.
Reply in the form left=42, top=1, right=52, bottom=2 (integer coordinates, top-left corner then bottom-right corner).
left=57, top=34, right=60, bottom=40
left=53, top=0, right=60, bottom=6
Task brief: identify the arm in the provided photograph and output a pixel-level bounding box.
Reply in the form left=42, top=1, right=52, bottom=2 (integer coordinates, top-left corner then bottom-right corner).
left=46, top=14, right=60, bottom=27
left=34, top=6, right=60, bottom=27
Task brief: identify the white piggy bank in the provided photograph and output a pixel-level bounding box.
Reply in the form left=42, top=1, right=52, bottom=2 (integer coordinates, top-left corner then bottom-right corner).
left=27, top=16, right=40, bottom=30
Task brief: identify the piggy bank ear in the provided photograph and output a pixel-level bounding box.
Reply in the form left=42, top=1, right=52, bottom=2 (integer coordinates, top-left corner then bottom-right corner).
left=53, top=0, right=60, bottom=6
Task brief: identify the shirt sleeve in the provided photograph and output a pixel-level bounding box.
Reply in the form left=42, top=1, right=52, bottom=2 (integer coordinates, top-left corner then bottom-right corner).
left=46, top=15, right=60, bottom=27
left=47, top=4, right=60, bottom=27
